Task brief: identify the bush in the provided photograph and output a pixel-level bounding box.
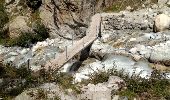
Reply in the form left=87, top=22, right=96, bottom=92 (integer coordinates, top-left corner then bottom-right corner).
left=26, top=0, right=42, bottom=11
left=5, top=23, right=49, bottom=47
left=0, top=0, right=9, bottom=42
left=115, top=70, right=170, bottom=99
left=0, top=0, right=9, bottom=29
left=83, top=69, right=170, bottom=99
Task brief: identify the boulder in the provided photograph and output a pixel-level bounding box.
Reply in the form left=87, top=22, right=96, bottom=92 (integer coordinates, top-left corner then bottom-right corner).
left=79, top=76, right=125, bottom=100
left=158, top=0, right=168, bottom=5
left=9, top=16, right=32, bottom=38
left=154, top=14, right=170, bottom=32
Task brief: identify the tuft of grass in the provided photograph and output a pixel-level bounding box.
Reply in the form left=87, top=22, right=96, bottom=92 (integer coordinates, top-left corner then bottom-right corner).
left=35, top=89, right=47, bottom=100
left=55, top=73, right=81, bottom=94
left=118, top=70, right=170, bottom=99
left=82, top=71, right=110, bottom=85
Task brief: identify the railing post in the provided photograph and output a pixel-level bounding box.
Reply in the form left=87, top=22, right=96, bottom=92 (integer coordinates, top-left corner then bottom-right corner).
left=65, top=46, right=68, bottom=60
left=96, top=25, right=98, bottom=38
left=83, top=37, right=85, bottom=48
left=72, top=33, right=74, bottom=45
left=27, top=59, right=30, bottom=71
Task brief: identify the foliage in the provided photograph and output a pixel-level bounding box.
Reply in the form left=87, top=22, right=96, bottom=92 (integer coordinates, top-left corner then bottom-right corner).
left=0, top=0, right=9, bottom=43
left=4, top=23, right=49, bottom=47
left=83, top=69, right=170, bottom=99
left=35, top=89, right=47, bottom=99
left=0, top=0, right=9, bottom=29
left=26, top=0, right=42, bottom=11
left=55, top=73, right=81, bottom=94
left=82, top=71, right=110, bottom=85
left=118, top=70, right=170, bottom=99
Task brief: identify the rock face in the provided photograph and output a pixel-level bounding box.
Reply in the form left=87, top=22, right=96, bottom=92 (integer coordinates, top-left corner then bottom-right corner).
left=154, top=14, right=170, bottom=32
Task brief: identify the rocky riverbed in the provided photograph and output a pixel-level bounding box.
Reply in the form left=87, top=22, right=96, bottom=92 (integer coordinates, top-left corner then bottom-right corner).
left=1, top=0, right=170, bottom=99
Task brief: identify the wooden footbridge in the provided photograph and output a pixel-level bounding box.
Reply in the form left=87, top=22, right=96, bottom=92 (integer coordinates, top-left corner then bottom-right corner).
left=45, top=14, right=102, bottom=70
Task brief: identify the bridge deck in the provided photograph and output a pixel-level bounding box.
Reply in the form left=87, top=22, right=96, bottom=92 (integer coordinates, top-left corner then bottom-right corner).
left=45, top=14, right=101, bottom=70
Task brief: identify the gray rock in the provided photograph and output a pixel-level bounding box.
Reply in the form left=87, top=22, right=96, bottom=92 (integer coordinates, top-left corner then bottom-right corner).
left=154, top=14, right=170, bottom=32
left=9, top=16, right=32, bottom=38
left=158, top=0, right=168, bottom=5
left=79, top=76, right=125, bottom=100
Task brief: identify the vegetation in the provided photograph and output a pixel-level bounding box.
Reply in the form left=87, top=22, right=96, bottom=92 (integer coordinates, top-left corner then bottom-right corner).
left=0, top=0, right=9, bottom=44
left=84, top=69, right=170, bottom=100
left=0, top=0, right=9, bottom=29
left=0, top=63, right=80, bottom=99
left=1, top=22, right=49, bottom=47
left=26, top=0, right=42, bottom=11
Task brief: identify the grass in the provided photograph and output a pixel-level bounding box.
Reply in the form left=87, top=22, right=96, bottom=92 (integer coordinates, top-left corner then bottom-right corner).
left=83, top=69, right=170, bottom=100
left=0, top=60, right=170, bottom=99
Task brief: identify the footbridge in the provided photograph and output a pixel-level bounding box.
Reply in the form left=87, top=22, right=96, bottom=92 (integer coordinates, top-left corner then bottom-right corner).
left=45, top=14, right=101, bottom=70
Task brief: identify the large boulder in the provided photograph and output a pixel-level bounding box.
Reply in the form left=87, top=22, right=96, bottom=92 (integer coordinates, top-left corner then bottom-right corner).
left=9, top=16, right=32, bottom=38
left=154, top=14, right=170, bottom=32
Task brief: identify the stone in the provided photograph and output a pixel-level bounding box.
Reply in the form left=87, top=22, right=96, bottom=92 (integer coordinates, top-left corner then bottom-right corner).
left=154, top=14, right=170, bottom=32
left=158, top=0, right=168, bottom=5
left=9, top=16, right=32, bottom=38
left=167, top=0, right=170, bottom=5
left=126, top=6, right=132, bottom=11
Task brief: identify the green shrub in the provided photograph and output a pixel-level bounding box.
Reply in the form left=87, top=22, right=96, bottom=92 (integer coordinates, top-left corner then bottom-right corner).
left=0, top=0, right=9, bottom=42
left=55, top=73, right=81, bottom=94
left=83, top=69, right=170, bottom=99
left=82, top=71, right=110, bottom=85
left=26, top=0, right=42, bottom=11
left=116, top=70, right=170, bottom=99
left=5, top=23, right=49, bottom=47
left=0, top=0, right=9, bottom=29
